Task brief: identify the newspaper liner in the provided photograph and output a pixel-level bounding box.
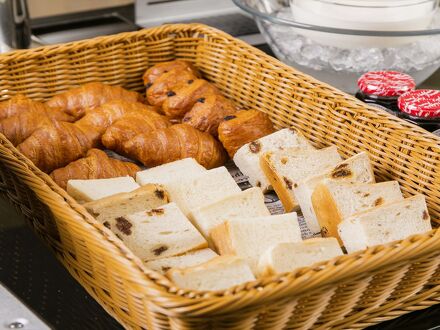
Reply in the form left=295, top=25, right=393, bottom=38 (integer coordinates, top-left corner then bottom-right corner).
left=105, top=151, right=317, bottom=239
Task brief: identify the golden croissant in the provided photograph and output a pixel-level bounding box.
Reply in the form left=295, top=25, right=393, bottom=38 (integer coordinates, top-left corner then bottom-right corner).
left=46, top=82, right=143, bottom=120
left=0, top=95, right=46, bottom=120
left=75, top=100, right=153, bottom=135
left=122, top=123, right=227, bottom=169
left=0, top=103, right=75, bottom=145
left=18, top=100, right=147, bottom=172
left=17, top=121, right=100, bottom=173
left=102, top=110, right=171, bottom=155
left=50, top=149, right=140, bottom=190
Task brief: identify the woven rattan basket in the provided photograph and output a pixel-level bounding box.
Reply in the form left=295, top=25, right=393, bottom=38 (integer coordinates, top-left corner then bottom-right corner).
left=1, top=24, right=440, bottom=329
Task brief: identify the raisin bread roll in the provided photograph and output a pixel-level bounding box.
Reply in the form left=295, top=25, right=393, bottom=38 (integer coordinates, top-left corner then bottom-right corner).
left=218, top=109, right=275, bottom=157
left=182, top=94, right=238, bottom=136
left=143, top=60, right=200, bottom=86
left=147, top=69, right=199, bottom=107
left=162, top=79, right=219, bottom=119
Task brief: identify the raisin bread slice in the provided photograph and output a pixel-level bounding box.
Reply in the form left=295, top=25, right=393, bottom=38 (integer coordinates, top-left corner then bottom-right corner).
left=83, top=184, right=169, bottom=231
left=338, top=194, right=432, bottom=253
left=113, top=202, right=207, bottom=262
left=312, top=180, right=403, bottom=243
left=165, top=166, right=241, bottom=216
left=136, top=158, right=206, bottom=186
left=144, top=248, right=218, bottom=275
left=260, top=146, right=342, bottom=212
left=257, top=238, right=343, bottom=277
left=233, top=128, right=314, bottom=192
left=167, top=255, right=255, bottom=291
left=190, top=187, right=270, bottom=239
left=210, top=213, right=302, bottom=275
left=67, top=176, right=140, bottom=203
left=294, top=152, right=375, bottom=233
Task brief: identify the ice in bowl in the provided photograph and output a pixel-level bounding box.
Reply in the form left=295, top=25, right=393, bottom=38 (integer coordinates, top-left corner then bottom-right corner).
left=234, top=0, right=440, bottom=93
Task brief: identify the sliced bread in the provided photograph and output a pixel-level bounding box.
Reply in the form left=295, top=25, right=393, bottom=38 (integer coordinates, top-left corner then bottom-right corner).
left=190, top=187, right=270, bottom=239
left=66, top=176, right=140, bottom=203
left=167, top=255, right=255, bottom=291
left=113, top=202, right=207, bottom=261
left=260, top=145, right=342, bottom=212
left=136, top=158, right=206, bottom=186
left=294, top=152, right=376, bottom=233
left=338, top=194, right=432, bottom=253
left=210, top=213, right=302, bottom=274
left=165, top=166, right=241, bottom=216
left=312, top=180, right=403, bottom=243
left=233, top=128, right=314, bottom=192
left=257, top=238, right=343, bottom=277
left=144, top=248, right=218, bottom=275
left=83, top=184, right=169, bottom=231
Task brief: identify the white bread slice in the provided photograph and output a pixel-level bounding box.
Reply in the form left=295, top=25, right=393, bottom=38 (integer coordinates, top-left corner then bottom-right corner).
left=83, top=184, right=169, bottom=231
left=165, top=166, right=240, bottom=216
left=190, top=187, right=270, bottom=239
left=67, top=176, right=140, bottom=204
left=144, top=248, right=218, bottom=275
left=113, top=202, right=207, bottom=262
left=167, top=255, right=255, bottom=291
left=294, top=152, right=376, bottom=233
left=312, top=180, right=403, bottom=243
left=257, top=238, right=343, bottom=277
left=233, top=128, right=315, bottom=192
left=260, top=146, right=342, bottom=212
left=338, top=194, right=432, bottom=253
left=210, top=213, right=302, bottom=274
left=136, top=158, right=206, bottom=186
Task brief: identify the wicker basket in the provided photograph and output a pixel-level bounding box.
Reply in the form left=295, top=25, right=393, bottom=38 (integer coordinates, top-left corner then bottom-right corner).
left=1, top=24, right=440, bottom=329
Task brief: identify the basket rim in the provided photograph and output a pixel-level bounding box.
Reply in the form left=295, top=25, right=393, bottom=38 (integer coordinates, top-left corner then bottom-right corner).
left=1, top=23, right=440, bottom=314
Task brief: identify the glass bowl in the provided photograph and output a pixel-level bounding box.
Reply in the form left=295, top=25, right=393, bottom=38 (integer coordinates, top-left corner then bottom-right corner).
left=233, top=0, right=440, bottom=93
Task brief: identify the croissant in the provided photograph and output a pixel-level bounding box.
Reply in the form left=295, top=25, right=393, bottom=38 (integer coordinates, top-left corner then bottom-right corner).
left=75, top=100, right=153, bottom=136
left=18, top=100, right=146, bottom=172
left=102, top=110, right=171, bottom=155
left=17, top=121, right=100, bottom=173
left=162, top=79, right=219, bottom=119
left=0, top=104, right=75, bottom=145
left=0, top=95, right=46, bottom=120
left=143, top=60, right=200, bottom=86
left=50, top=149, right=140, bottom=190
left=46, top=82, right=144, bottom=120
left=182, top=94, right=238, bottom=136
left=123, top=123, right=227, bottom=169
left=218, top=109, right=275, bottom=157
left=146, top=69, right=199, bottom=107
